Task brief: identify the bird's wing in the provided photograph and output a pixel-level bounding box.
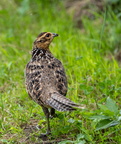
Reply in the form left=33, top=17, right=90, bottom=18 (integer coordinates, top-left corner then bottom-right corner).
left=25, top=57, right=67, bottom=106
left=25, top=61, right=46, bottom=105
left=51, top=58, right=68, bottom=96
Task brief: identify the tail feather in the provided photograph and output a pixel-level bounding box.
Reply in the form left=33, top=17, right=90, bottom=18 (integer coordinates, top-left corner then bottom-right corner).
left=46, top=92, right=84, bottom=112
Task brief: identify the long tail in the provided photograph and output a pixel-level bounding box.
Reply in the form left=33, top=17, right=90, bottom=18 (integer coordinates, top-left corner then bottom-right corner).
left=46, top=92, right=84, bottom=112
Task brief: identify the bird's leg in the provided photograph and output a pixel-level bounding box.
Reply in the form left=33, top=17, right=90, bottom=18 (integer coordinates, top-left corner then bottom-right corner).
left=41, top=106, right=51, bottom=136
left=50, top=108, right=55, bottom=118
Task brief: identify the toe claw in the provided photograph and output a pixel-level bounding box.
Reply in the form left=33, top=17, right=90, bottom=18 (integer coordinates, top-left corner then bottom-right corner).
left=39, top=131, right=51, bottom=140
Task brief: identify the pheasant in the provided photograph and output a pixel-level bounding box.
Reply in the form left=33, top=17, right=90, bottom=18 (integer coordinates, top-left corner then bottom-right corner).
left=25, top=32, right=83, bottom=136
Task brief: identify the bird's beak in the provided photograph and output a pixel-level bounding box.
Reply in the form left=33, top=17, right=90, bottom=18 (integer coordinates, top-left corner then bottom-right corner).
left=52, top=33, right=59, bottom=37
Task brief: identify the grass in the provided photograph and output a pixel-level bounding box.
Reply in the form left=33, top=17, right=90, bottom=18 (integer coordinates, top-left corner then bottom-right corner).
left=0, top=0, right=121, bottom=143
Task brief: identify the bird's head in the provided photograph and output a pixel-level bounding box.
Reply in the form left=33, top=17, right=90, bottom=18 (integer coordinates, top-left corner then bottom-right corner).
left=33, top=32, right=58, bottom=50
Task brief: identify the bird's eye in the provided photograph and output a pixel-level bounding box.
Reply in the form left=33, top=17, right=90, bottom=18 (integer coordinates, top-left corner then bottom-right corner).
left=39, top=40, right=43, bottom=42
left=46, top=34, right=50, bottom=37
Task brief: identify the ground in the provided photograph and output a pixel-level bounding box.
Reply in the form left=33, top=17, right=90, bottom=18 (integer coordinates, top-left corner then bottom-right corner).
left=0, top=0, right=121, bottom=143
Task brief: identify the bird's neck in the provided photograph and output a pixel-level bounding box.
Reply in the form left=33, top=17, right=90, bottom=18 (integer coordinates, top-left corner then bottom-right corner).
left=32, top=48, right=52, bottom=60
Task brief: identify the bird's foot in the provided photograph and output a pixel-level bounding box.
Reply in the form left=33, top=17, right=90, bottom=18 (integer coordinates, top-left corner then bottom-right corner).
left=39, top=131, right=51, bottom=140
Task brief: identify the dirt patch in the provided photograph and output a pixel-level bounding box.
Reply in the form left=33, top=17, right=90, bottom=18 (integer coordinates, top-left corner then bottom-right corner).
left=1, top=117, right=72, bottom=144
left=19, top=118, right=69, bottom=144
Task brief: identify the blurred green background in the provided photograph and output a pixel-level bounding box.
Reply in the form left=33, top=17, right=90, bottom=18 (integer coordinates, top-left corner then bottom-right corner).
left=0, top=0, right=121, bottom=143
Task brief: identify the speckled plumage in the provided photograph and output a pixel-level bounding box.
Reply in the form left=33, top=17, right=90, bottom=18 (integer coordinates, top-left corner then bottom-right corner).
left=26, top=47, right=68, bottom=108
left=25, top=32, right=83, bottom=136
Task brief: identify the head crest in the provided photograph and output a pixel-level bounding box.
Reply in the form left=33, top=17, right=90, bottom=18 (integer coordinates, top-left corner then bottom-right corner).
left=37, top=32, right=47, bottom=38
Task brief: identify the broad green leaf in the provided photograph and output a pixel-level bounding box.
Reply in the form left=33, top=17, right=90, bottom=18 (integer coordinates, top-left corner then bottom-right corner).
left=76, top=140, right=86, bottom=144
left=109, top=120, right=120, bottom=127
left=98, top=104, right=114, bottom=116
left=96, top=119, right=112, bottom=130
left=96, top=119, right=119, bottom=130
left=98, top=104, right=109, bottom=111
left=106, top=97, right=119, bottom=114
left=90, top=115, right=110, bottom=120
left=77, top=133, right=85, bottom=141
left=118, top=116, right=121, bottom=121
